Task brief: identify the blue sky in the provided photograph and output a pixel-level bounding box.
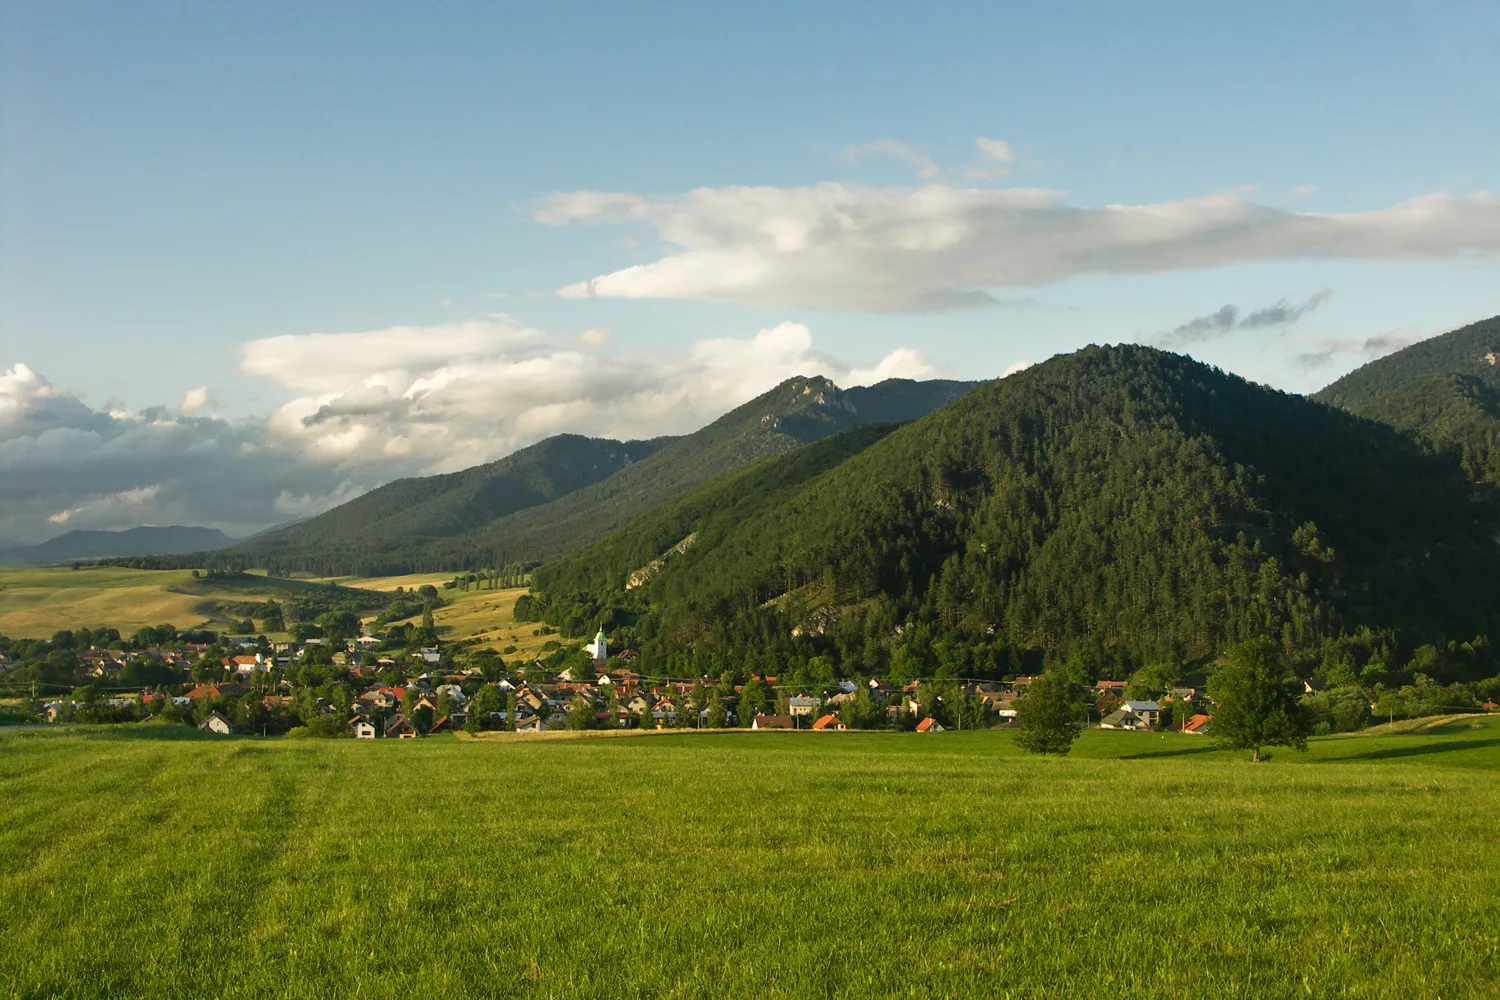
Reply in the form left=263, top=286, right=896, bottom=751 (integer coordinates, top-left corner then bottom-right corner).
left=1, top=0, right=1497, bottom=542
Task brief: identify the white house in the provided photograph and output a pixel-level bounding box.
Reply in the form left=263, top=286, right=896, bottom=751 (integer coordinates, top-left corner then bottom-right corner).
left=352, top=719, right=377, bottom=740
left=1122, top=701, right=1162, bottom=727
left=198, top=712, right=232, bottom=735
left=585, top=628, right=608, bottom=663
left=417, top=647, right=442, bottom=666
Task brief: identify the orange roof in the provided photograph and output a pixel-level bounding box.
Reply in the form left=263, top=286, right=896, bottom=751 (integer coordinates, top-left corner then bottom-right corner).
left=915, top=717, right=942, bottom=732
left=1182, top=713, right=1212, bottom=733
left=811, top=713, right=844, bottom=731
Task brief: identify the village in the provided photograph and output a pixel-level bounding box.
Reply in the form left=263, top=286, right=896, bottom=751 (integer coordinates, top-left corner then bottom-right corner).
left=16, top=621, right=1221, bottom=739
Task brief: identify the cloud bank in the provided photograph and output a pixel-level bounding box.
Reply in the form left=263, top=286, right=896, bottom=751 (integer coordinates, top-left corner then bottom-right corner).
left=0, top=321, right=933, bottom=546
left=538, top=184, right=1500, bottom=311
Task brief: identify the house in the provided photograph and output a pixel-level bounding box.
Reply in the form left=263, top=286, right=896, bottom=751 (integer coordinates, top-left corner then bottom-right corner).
left=385, top=715, right=419, bottom=739
left=198, top=712, right=232, bottom=735
left=1181, top=713, right=1213, bottom=735
left=915, top=717, right=945, bottom=733
left=1302, top=678, right=1325, bottom=695
left=1093, top=680, right=1128, bottom=695
left=787, top=695, right=821, bottom=718
left=625, top=694, right=654, bottom=715
left=811, top=713, right=846, bottom=731
left=752, top=714, right=794, bottom=730
left=427, top=715, right=456, bottom=734
left=417, top=647, right=442, bottom=666
left=227, top=654, right=266, bottom=674
left=352, top=719, right=377, bottom=740
left=515, top=715, right=544, bottom=733
left=1122, top=701, right=1162, bottom=727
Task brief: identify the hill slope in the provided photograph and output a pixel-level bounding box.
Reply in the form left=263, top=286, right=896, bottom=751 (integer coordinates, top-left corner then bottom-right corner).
left=229, top=434, right=667, bottom=575
left=1, top=526, right=236, bottom=564
left=221, top=376, right=978, bottom=575
left=531, top=345, right=1500, bottom=674
left=1314, top=314, right=1500, bottom=481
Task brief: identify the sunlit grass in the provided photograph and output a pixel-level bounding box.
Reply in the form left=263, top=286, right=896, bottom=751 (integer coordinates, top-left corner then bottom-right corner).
left=2, top=718, right=1497, bottom=998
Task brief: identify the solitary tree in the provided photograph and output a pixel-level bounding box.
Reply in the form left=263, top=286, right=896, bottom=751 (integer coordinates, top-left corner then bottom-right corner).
left=1208, top=638, right=1312, bottom=762
left=1014, top=670, right=1083, bottom=755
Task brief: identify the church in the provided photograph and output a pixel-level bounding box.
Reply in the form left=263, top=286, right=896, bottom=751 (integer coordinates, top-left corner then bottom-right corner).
left=585, top=628, right=608, bottom=663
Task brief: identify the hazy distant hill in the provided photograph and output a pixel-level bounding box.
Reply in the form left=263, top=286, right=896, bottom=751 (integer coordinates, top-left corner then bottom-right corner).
left=1315, top=314, right=1500, bottom=482
left=530, top=345, right=1499, bottom=671
left=214, top=376, right=980, bottom=575
left=2, top=526, right=236, bottom=564
left=231, top=434, right=667, bottom=575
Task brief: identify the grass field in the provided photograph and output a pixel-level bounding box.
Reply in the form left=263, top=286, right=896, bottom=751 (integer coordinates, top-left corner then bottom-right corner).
left=2, top=720, right=1497, bottom=998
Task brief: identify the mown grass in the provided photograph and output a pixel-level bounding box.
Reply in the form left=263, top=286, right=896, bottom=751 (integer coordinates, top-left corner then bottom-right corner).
left=2, top=719, right=1497, bottom=999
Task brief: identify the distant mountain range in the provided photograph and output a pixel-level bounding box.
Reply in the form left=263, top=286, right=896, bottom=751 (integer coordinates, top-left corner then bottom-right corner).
left=528, top=341, right=1500, bottom=669
left=144, top=376, right=981, bottom=575
left=1, top=526, right=237, bottom=564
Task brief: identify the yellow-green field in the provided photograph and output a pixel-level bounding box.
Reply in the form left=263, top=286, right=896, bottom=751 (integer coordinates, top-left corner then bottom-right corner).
left=0, top=565, right=210, bottom=637
left=312, top=574, right=553, bottom=658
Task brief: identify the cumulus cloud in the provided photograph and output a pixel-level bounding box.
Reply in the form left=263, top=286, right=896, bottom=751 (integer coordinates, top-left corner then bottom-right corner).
left=178, top=387, right=211, bottom=415
left=1157, top=289, right=1332, bottom=347
left=1292, top=330, right=1426, bottom=369
left=538, top=183, right=1500, bottom=312
left=834, top=139, right=940, bottom=180
left=0, top=321, right=934, bottom=546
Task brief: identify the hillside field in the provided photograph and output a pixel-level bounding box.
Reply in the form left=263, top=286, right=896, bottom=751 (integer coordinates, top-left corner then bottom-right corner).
left=0, top=565, right=209, bottom=637
left=311, top=575, right=551, bottom=659
left=2, top=720, right=1497, bottom=998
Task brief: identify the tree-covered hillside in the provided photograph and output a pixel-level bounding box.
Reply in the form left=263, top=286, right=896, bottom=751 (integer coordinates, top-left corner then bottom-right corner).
left=530, top=345, right=1500, bottom=679
left=231, top=434, right=665, bottom=575
left=1315, top=314, right=1500, bottom=482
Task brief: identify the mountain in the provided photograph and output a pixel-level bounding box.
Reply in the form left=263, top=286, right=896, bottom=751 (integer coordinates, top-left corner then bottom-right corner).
left=217, top=375, right=981, bottom=575
left=410, top=376, right=980, bottom=573
left=1, top=526, right=236, bottom=564
left=1314, top=315, right=1500, bottom=482
left=231, top=434, right=668, bottom=575
left=529, top=345, right=1499, bottom=677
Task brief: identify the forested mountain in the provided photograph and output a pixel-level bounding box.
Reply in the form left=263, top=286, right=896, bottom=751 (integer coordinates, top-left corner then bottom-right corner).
left=529, top=345, right=1500, bottom=680
left=1314, top=314, right=1500, bottom=482
left=210, top=375, right=978, bottom=575
left=1, top=526, right=235, bottom=564
left=231, top=434, right=666, bottom=573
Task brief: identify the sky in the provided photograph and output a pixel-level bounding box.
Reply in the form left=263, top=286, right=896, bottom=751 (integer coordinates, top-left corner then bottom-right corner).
left=1, top=0, right=1497, bottom=545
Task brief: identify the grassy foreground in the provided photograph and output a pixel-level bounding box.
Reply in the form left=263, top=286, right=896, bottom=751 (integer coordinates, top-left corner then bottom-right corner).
left=2, top=722, right=1498, bottom=999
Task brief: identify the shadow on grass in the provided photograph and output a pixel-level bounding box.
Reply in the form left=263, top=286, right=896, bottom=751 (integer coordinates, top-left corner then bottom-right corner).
left=1116, top=744, right=1225, bottom=760
left=1330, top=738, right=1500, bottom=762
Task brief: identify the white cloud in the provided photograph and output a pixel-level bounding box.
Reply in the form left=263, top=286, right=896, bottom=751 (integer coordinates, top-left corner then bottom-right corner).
left=965, top=137, right=1015, bottom=180
left=179, top=387, right=211, bottom=415
left=0, top=321, right=934, bottom=546
left=577, top=327, right=612, bottom=348
left=538, top=183, right=1500, bottom=312
left=834, top=138, right=940, bottom=180
left=1002, top=360, right=1033, bottom=377
left=49, top=485, right=161, bottom=525
left=1293, top=184, right=1318, bottom=198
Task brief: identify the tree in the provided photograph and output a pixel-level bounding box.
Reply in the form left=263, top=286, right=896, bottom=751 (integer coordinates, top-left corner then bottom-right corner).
left=1014, top=670, right=1083, bottom=755
left=706, top=695, right=727, bottom=729
left=1208, top=638, right=1312, bottom=761
left=505, top=691, right=519, bottom=732
left=567, top=695, right=594, bottom=731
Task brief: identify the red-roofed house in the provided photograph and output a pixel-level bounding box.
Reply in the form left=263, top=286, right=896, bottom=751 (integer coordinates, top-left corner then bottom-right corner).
left=811, top=714, right=846, bottom=731
left=1181, top=713, right=1212, bottom=735
left=915, top=717, right=945, bottom=733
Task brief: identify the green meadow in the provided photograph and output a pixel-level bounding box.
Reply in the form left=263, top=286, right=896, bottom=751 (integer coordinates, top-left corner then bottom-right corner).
left=2, top=721, right=1498, bottom=999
